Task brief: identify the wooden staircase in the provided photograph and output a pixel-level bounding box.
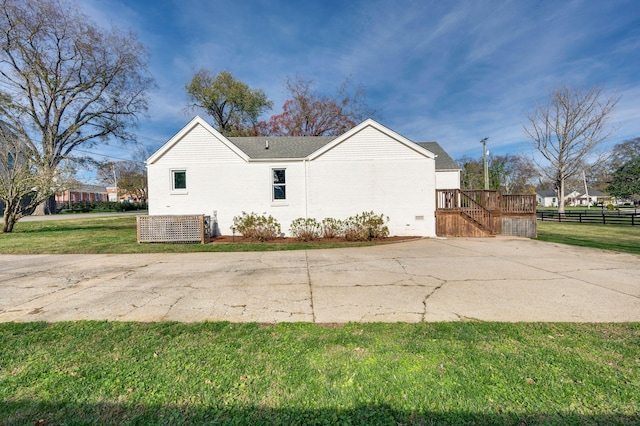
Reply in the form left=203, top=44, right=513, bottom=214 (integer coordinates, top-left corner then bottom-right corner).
left=435, top=189, right=497, bottom=237
left=458, top=190, right=494, bottom=234
left=435, top=190, right=537, bottom=237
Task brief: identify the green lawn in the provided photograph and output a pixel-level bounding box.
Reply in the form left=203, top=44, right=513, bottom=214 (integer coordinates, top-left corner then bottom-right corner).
left=536, top=221, right=640, bottom=255
left=0, top=216, right=379, bottom=254
left=1, top=321, right=639, bottom=425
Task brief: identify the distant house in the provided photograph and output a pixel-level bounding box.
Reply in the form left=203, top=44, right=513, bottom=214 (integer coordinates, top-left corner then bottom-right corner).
left=577, top=190, right=611, bottom=206
left=55, top=184, right=108, bottom=208
left=146, top=117, right=461, bottom=237
left=537, top=189, right=557, bottom=207
left=106, top=186, right=144, bottom=203
left=537, top=188, right=612, bottom=208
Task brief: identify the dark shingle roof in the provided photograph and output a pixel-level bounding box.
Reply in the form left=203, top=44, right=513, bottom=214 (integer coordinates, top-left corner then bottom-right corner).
left=228, top=136, right=459, bottom=171
left=229, top=136, right=336, bottom=159
left=416, top=142, right=460, bottom=170
left=537, top=190, right=557, bottom=197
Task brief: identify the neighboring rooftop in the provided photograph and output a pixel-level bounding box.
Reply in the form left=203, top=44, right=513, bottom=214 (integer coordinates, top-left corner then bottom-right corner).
left=537, top=189, right=557, bottom=197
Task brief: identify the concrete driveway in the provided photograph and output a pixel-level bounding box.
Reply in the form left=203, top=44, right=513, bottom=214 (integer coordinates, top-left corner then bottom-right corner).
left=1, top=237, right=639, bottom=323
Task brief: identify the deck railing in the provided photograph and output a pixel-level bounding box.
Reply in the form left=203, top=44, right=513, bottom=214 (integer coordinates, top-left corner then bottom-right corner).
left=437, top=189, right=493, bottom=233
left=461, top=190, right=501, bottom=210
left=501, top=194, right=536, bottom=213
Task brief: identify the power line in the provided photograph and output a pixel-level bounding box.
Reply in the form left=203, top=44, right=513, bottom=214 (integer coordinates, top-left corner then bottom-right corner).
left=74, top=148, right=144, bottom=164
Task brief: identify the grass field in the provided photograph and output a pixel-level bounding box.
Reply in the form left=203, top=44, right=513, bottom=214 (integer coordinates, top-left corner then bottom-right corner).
left=2, top=321, right=639, bottom=425
left=536, top=221, right=640, bottom=255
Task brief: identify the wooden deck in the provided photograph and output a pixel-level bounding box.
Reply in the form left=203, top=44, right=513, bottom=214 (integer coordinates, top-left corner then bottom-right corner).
left=436, top=190, right=537, bottom=237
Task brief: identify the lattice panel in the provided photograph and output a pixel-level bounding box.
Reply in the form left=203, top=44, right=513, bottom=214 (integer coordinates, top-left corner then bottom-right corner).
left=137, top=215, right=209, bottom=244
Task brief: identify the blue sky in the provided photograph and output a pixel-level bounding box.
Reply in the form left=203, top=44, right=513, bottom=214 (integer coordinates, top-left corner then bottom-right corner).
left=81, top=0, right=640, bottom=176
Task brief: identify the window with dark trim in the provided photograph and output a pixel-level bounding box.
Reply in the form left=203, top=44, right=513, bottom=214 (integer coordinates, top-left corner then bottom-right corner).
left=272, top=168, right=286, bottom=200
left=172, top=170, right=186, bottom=190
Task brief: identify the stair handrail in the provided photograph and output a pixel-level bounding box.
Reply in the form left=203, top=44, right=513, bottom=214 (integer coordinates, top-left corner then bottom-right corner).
left=458, top=190, right=493, bottom=233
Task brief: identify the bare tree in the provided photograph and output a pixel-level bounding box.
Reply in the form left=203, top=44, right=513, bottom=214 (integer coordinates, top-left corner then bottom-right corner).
left=97, top=160, right=147, bottom=202
left=0, top=0, right=154, bottom=216
left=524, top=86, right=619, bottom=213
left=261, top=75, right=375, bottom=136
left=0, top=126, right=55, bottom=232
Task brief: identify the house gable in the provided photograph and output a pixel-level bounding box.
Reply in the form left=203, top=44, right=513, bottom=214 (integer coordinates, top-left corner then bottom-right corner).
left=308, top=119, right=435, bottom=162
left=146, top=116, right=249, bottom=165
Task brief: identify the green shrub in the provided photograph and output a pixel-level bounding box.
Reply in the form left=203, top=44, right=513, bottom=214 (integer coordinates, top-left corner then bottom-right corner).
left=343, top=211, right=389, bottom=241
left=232, top=212, right=281, bottom=241
left=290, top=218, right=321, bottom=241
left=321, top=217, right=344, bottom=238
left=56, top=201, right=147, bottom=213
left=606, top=204, right=615, bottom=210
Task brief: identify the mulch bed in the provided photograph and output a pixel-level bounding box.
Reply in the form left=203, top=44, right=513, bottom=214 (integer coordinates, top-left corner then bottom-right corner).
left=209, top=235, right=422, bottom=244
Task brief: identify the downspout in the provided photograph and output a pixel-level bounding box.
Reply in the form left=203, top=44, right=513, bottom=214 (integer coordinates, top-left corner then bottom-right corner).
left=304, top=158, right=309, bottom=219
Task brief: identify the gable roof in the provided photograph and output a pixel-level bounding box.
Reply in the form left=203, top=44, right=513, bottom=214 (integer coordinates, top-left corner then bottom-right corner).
left=229, top=136, right=335, bottom=159
left=148, top=116, right=459, bottom=168
left=537, top=190, right=557, bottom=197
left=416, top=142, right=460, bottom=170
left=308, top=118, right=435, bottom=161
left=583, top=189, right=608, bottom=197
left=146, top=116, right=249, bottom=164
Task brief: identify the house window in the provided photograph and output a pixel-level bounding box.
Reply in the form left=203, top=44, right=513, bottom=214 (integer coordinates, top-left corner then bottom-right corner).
left=172, top=170, right=186, bottom=190
left=272, top=168, right=286, bottom=200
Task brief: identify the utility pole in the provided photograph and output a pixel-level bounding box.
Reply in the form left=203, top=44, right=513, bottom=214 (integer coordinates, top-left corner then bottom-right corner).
left=113, top=164, right=118, bottom=202
left=582, top=170, right=590, bottom=209
left=481, top=137, right=489, bottom=190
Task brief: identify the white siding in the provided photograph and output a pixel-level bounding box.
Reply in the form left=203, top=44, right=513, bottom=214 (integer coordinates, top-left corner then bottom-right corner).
left=307, top=159, right=435, bottom=236
left=314, top=126, right=426, bottom=162
left=308, top=125, right=436, bottom=236
left=435, top=170, right=461, bottom=189
left=149, top=157, right=309, bottom=236
left=153, top=124, right=244, bottom=165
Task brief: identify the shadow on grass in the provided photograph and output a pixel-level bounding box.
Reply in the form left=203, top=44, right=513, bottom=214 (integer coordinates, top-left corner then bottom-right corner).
left=15, top=224, right=134, bottom=234
left=4, top=400, right=638, bottom=425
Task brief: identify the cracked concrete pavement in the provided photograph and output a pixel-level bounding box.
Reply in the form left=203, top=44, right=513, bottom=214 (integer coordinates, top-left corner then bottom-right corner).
left=1, top=237, right=639, bottom=323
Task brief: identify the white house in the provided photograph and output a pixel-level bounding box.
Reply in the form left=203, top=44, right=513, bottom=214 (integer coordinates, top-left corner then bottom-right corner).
left=577, top=190, right=611, bottom=206
left=536, top=189, right=558, bottom=207
left=146, top=117, right=460, bottom=237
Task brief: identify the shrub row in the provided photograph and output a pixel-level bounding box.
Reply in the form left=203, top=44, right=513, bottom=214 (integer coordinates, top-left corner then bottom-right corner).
left=57, top=201, right=147, bottom=213
left=232, top=211, right=389, bottom=242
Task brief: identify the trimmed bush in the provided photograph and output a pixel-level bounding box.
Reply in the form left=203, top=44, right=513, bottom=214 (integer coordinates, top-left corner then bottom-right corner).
left=290, top=218, right=321, bottom=241
left=232, top=212, right=281, bottom=241
left=343, top=211, right=389, bottom=241
left=56, top=201, right=147, bottom=214
left=321, top=217, right=344, bottom=239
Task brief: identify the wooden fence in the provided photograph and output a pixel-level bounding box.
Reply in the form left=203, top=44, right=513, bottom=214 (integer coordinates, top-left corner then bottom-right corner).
left=137, top=215, right=211, bottom=244
left=537, top=211, right=640, bottom=226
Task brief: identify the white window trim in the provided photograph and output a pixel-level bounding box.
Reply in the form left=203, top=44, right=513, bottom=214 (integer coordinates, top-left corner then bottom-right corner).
left=271, top=167, right=287, bottom=204
left=171, top=169, right=188, bottom=194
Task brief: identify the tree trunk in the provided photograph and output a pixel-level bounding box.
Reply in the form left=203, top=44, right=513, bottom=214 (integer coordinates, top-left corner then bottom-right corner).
left=2, top=207, right=16, bottom=233
left=557, top=179, right=566, bottom=214
left=32, top=196, right=56, bottom=216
